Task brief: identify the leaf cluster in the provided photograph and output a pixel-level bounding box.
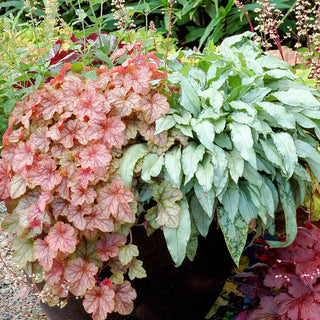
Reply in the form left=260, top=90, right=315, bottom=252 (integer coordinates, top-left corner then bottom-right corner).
left=235, top=223, right=320, bottom=319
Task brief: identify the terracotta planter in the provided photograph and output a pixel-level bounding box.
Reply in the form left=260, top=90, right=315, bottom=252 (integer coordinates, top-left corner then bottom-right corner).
left=41, top=222, right=233, bottom=320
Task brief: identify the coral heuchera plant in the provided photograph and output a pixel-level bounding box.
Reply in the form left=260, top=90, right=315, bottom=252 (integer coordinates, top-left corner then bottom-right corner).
left=0, top=44, right=169, bottom=319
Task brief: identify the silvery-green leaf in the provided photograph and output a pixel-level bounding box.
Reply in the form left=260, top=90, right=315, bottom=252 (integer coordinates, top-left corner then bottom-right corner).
left=247, top=184, right=268, bottom=225
left=293, top=112, right=318, bottom=129
left=272, top=132, right=297, bottom=178
left=265, top=69, right=296, bottom=80
left=222, top=182, right=240, bottom=222
left=190, top=194, right=213, bottom=237
left=194, top=182, right=216, bottom=217
left=198, top=108, right=224, bottom=121
left=242, top=87, right=271, bottom=104
left=175, top=124, right=193, bottom=137
left=210, top=145, right=228, bottom=197
left=217, top=208, right=248, bottom=266
left=186, top=234, right=198, bottom=261
left=141, top=154, right=164, bottom=183
left=165, top=146, right=182, bottom=188
left=256, top=156, right=276, bottom=178
left=243, top=162, right=263, bottom=188
left=231, top=111, right=254, bottom=125
left=227, top=149, right=244, bottom=183
left=294, top=163, right=311, bottom=182
left=257, top=54, right=290, bottom=69
left=173, top=110, right=191, bottom=125
left=267, top=175, right=297, bottom=248
left=195, top=154, right=214, bottom=192
left=230, top=123, right=256, bottom=168
left=261, top=139, right=286, bottom=172
left=273, top=89, right=320, bottom=108
left=250, top=119, right=272, bottom=137
left=180, top=77, right=201, bottom=116
left=238, top=185, right=258, bottom=223
left=192, top=119, right=215, bottom=150
left=182, top=142, right=205, bottom=184
left=163, top=197, right=191, bottom=267
left=212, top=118, right=227, bottom=134
left=118, top=144, right=148, bottom=188
left=257, top=102, right=296, bottom=129
left=13, top=238, right=35, bottom=268
left=260, top=181, right=275, bottom=218
left=155, top=115, right=175, bottom=134
left=229, top=100, right=257, bottom=117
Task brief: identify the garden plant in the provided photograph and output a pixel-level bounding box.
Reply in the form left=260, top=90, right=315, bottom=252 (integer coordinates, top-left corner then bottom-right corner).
left=1, top=1, right=320, bottom=319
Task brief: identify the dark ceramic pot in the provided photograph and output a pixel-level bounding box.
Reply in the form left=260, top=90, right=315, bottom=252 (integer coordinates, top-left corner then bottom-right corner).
left=41, top=222, right=233, bottom=320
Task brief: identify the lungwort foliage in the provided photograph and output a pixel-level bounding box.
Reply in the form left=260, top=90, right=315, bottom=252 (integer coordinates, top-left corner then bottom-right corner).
left=121, top=32, right=320, bottom=267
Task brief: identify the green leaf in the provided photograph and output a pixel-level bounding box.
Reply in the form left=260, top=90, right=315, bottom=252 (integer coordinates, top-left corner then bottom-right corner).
left=165, top=146, right=182, bottom=188
left=227, top=149, right=244, bottom=183
left=118, top=144, right=148, bottom=188
left=214, top=133, right=233, bottom=150
left=81, top=70, right=97, bottom=80
left=152, top=181, right=184, bottom=228
left=1, top=213, right=24, bottom=236
left=190, top=194, right=213, bottom=237
left=257, top=102, right=296, bottom=129
left=186, top=234, right=198, bottom=261
left=273, top=89, right=320, bottom=108
left=141, top=154, right=164, bottom=183
left=155, top=115, right=176, bottom=135
left=12, top=238, right=35, bottom=268
left=272, top=132, right=297, bottom=178
left=294, top=139, right=320, bottom=181
left=163, top=197, right=191, bottom=267
left=128, top=259, right=147, bottom=280
left=191, top=119, right=215, bottom=150
left=173, top=110, right=192, bottom=125
left=182, top=142, right=205, bottom=184
left=267, top=174, right=297, bottom=248
left=222, top=183, right=240, bottom=222
left=238, top=185, right=258, bottom=223
left=230, top=123, right=256, bottom=168
left=118, top=245, right=139, bottom=265
left=180, top=77, right=201, bottom=116
left=260, top=139, right=286, bottom=172
left=195, top=154, right=214, bottom=193
left=194, top=182, right=216, bottom=217
left=217, top=208, right=248, bottom=266
left=74, top=242, right=102, bottom=268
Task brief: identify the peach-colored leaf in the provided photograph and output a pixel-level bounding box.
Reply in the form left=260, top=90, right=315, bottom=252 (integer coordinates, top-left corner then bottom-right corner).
left=38, top=87, right=65, bottom=120
left=51, top=198, right=69, bottom=219
left=28, top=158, right=62, bottom=191
left=97, top=180, right=135, bottom=223
left=34, top=238, right=58, bottom=271
left=86, top=205, right=114, bottom=232
left=140, top=93, right=170, bottom=124
left=124, top=65, right=152, bottom=95
left=113, top=281, right=137, bottom=315
left=87, top=117, right=125, bottom=150
left=75, top=167, right=95, bottom=189
left=12, top=141, right=33, bottom=173
left=74, top=90, right=110, bottom=121
left=96, top=233, right=126, bottom=261
left=46, top=222, right=78, bottom=253
left=79, top=144, right=112, bottom=171
left=0, top=159, right=10, bottom=199
left=64, top=257, right=98, bottom=296
left=59, top=119, right=88, bottom=148
left=29, top=127, right=50, bottom=153
left=45, top=259, right=64, bottom=285
left=67, top=204, right=92, bottom=230
left=83, top=285, right=115, bottom=320
left=70, top=185, right=97, bottom=206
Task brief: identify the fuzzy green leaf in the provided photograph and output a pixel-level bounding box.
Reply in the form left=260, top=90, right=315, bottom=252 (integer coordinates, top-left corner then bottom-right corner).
left=194, top=182, right=216, bottom=218
left=222, top=183, right=240, bottom=222
left=141, top=154, right=164, bottom=183
left=182, top=142, right=205, bottom=184
left=227, top=149, right=244, bottom=183
left=118, top=144, right=148, bottom=188
left=191, top=119, right=215, bottom=150
left=165, top=146, right=182, bottom=188
left=163, top=197, right=191, bottom=267
left=119, top=245, right=139, bottom=265
left=155, top=115, right=176, bottom=135
left=195, top=154, right=214, bottom=193
left=12, top=238, right=35, bottom=268
left=128, top=259, right=147, bottom=280
left=218, top=208, right=248, bottom=266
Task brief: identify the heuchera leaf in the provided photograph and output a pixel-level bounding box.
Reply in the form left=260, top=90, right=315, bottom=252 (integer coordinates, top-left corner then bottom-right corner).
left=10, top=174, right=27, bottom=199
left=12, top=141, right=33, bottom=173
left=12, top=237, right=35, bottom=268
left=45, top=259, right=64, bottom=285
left=34, top=238, right=58, bottom=271
left=64, top=257, right=98, bottom=296
left=113, top=281, right=137, bottom=315
left=96, top=233, right=127, bottom=261
left=87, top=117, right=125, bottom=149
left=97, top=180, right=135, bottom=223
left=67, top=204, right=91, bottom=230
left=151, top=181, right=184, bottom=229
left=140, top=93, right=170, bottom=124
left=85, top=205, right=114, bottom=232
left=28, top=158, right=62, bottom=191
left=128, top=259, right=147, bottom=280
left=79, top=144, right=112, bottom=171
left=70, top=185, right=97, bottom=206
left=46, top=221, right=78, bottom=253
left=118, top=245, right=139, bottom=265
left=83, top=285, right=115, bottom=320
left=0, top=159, right=10, bottom=199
